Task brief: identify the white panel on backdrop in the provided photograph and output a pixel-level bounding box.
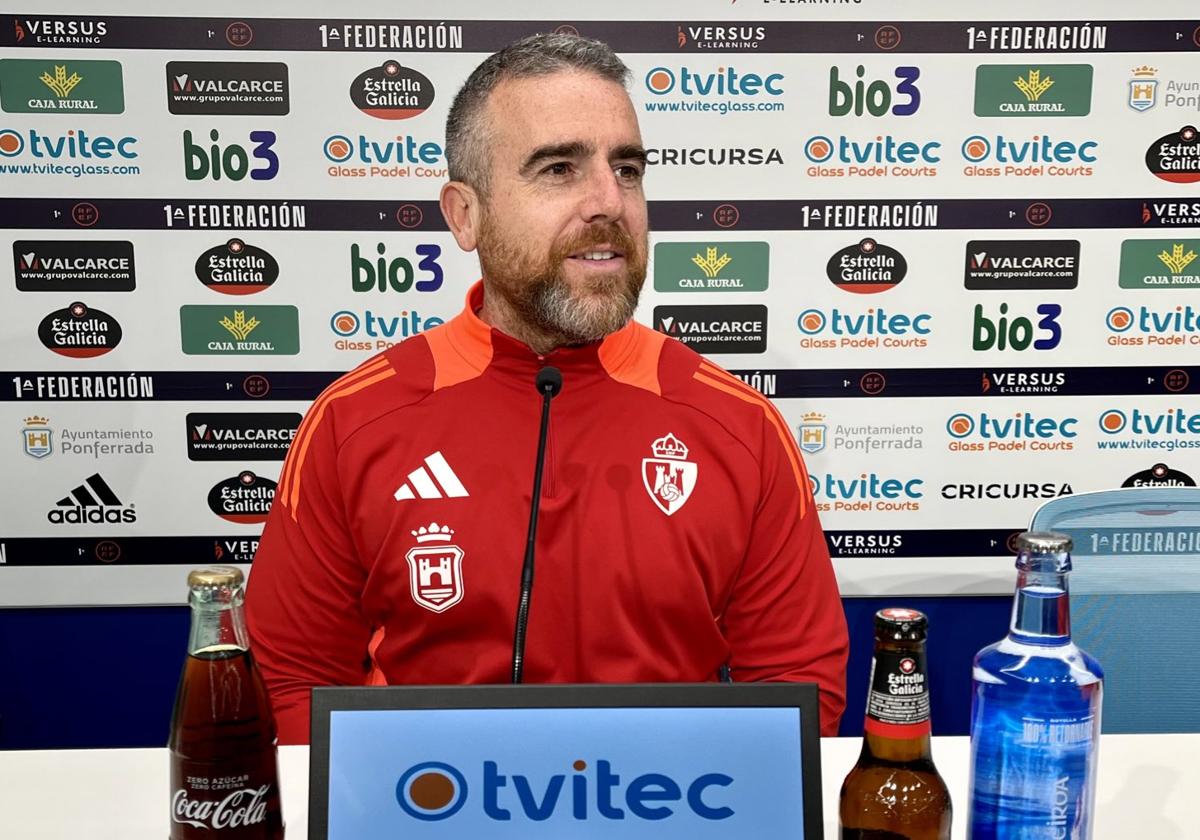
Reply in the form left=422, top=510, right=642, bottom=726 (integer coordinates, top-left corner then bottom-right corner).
left=1, top=1, right=1198, bottom=605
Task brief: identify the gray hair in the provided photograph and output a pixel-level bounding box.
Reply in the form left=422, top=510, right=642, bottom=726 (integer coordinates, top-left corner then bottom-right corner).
left=445, top=33, right=631, bottom=193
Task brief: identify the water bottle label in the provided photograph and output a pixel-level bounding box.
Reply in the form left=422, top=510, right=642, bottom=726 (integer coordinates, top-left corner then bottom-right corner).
left=1018, top=716, right=1094, bottom=750
left=970, top=705, right=1098, bottom=839
left=865, top=650, right=931, bottom=736
left=1012, top=712, right=1096, bottom=839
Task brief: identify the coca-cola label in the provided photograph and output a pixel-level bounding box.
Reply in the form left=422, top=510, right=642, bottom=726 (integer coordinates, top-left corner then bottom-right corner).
left=865, top=648, right=931, bottom=736
left=172, top=783, right=272, bottom=830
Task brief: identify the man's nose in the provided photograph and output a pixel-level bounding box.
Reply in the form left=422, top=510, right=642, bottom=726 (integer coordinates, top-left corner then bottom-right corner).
left=578, top=164, right=624, bottom=223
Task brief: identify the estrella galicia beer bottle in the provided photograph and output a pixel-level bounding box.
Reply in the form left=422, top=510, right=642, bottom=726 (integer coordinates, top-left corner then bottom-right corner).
left=168, top=567, right=284, bottom=838
left=839, top=608, right=952, bottom=839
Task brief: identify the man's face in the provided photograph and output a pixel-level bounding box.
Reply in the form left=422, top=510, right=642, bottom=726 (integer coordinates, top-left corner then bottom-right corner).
left=475, top=70, right=649, bottom=345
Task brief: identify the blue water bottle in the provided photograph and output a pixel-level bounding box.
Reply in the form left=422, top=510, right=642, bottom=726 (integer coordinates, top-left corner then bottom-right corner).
left=967, top=531, right=1103, bottom=839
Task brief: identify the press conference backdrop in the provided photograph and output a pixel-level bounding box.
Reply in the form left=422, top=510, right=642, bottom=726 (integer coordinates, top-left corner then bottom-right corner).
left=2, top=0, right=1199, bottom=607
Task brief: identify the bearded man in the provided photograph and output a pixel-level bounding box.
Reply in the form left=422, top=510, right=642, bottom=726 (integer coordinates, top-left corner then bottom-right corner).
left=246, top=33, right=848, bottom=744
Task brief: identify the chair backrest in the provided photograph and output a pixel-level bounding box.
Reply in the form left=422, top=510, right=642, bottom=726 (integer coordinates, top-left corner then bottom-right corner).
left=1030, top=487, right=1200, bottom=733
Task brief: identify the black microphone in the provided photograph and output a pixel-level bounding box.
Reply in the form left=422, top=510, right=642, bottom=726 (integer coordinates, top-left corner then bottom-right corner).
left=511, top=366, right=563, bottom=683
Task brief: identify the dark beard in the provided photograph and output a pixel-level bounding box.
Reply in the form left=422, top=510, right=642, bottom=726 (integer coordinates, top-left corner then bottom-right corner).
left=477, top=214, right=647, bottom=346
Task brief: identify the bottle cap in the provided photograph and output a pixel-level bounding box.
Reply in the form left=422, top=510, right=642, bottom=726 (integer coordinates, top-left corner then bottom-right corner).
left=1014, top=531, right=1073, bottom=573
left=187, top=566, right=244, bottom=589
left=874, top=607, right=927, bottom=641
left=1014, top=531, right=1073, bottom=554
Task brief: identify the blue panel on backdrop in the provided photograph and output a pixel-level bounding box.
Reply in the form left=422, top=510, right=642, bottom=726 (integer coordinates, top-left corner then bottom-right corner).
left=0, top=598, right=1011, bottom=749
left=0, top=605, right=189, bottom=750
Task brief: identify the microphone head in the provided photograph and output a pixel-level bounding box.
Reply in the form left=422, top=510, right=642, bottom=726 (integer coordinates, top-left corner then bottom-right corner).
left=536, top=366, right=563, bottom=398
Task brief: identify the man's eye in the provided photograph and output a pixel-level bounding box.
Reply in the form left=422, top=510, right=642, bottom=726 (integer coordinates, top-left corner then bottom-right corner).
left=616, top=164, right=644, bottom=180
left=543, top=162, right=571, bottom=176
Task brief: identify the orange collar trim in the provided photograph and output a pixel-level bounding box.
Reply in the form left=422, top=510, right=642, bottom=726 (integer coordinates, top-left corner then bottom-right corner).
left=431, top=280, right=663, bottom=395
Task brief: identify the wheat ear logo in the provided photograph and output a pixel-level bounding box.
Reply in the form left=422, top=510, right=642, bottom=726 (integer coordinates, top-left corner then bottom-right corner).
left=1158, top=244, right=1197, bottom=275
left=40, top=65, right=83, bottom=98
left=691, top=248, right=732, bottom=279
left=1013, top=69, right=1054, bottom=102
left=220, top=310, right=260, bottom=341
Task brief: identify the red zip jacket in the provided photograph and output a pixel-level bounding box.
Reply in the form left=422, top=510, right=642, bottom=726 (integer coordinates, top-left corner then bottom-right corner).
left=245, top=282, right=848, bottom=743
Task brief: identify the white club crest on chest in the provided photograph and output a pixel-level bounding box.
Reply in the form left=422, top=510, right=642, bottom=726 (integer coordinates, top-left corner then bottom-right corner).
left=642, top=433, right=698, bottom=516
left=404, top=522, right=465, bottom=613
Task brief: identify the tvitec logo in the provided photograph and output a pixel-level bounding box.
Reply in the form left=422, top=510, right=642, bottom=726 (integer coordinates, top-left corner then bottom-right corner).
left=828, top=65, right=921, bottom=116
left=1098, top=407, right=1200, bottom=452
left=183, top=128, right=278, bottom=181
left=643, top=65, right=785, bottom=115
left=330, top=308, right=445, bottom=352
left=646, top=65, right=783, bottom=97
left=323, top=133, right=446, bottom=179
left=946, top=411, right=1077, bottom=452
left=393, top=759, right=733, bottom=823
left=961, top=133, right=1097, bottom=177
left=1105, top=304, right=1200, bottom=347
left=797, top=307, right=931, bottom=349
left=809, top=471, right=923, bottom=513
left=0, top=127, right=138, bottom=177
left=802, top=133, right=940, bottom=179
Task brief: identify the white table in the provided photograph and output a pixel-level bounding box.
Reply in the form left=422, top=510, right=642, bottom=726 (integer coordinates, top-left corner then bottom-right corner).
left=1, top=734, right=1194, bottom=838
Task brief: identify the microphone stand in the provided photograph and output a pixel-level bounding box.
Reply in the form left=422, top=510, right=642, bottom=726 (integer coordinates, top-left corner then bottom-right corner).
left=511, top=366, right=562, bottom=683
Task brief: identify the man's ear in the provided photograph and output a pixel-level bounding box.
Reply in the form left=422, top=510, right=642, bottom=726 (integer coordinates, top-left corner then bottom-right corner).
left=440, top=180, right=481, bottom=252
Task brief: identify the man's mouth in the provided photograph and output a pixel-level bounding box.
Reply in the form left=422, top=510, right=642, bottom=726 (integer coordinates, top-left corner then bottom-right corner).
left=568, top=246, right=625, bottom=263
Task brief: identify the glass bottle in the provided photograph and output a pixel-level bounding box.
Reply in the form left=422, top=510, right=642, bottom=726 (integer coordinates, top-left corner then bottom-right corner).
left=967, top=532, right=1103, bottom=839
left=168, top=566, right=284, bottom=838
left=840, top=607, right=952, bottom=839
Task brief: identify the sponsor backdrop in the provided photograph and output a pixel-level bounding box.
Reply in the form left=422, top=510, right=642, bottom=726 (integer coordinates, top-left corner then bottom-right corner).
left=2, top=0, right=1199, bottom=608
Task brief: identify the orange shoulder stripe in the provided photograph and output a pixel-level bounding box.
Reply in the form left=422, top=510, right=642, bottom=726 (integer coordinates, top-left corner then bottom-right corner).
left=692, top=365, right=810, bottom=517
left=279, top=357, right=390, bottom=500
left=697, top=361, right=814, bottom=494
left=279, top=358, right=396, bottom=519
left=698, top=361, right=812, bottom=481
left=284, top=368, right=396, bottom=518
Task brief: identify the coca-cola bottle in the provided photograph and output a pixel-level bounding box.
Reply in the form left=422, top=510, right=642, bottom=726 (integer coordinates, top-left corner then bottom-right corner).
left=169, top=567, right=283, bottom=838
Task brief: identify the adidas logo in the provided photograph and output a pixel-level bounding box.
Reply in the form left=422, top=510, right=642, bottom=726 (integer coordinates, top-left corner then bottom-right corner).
left=394, top=452, right=468, bottom=501
left=47, top=473, right=137, bottom=524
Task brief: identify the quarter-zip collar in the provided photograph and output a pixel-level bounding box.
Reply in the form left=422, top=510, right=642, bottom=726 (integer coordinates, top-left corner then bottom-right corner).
left=441, top=280, right=652, bottom=391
